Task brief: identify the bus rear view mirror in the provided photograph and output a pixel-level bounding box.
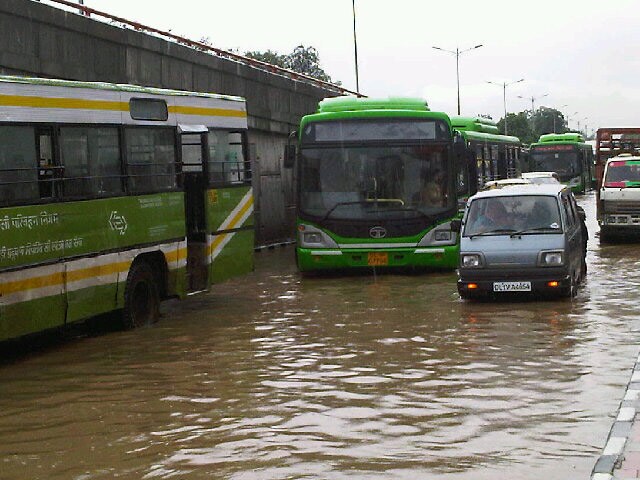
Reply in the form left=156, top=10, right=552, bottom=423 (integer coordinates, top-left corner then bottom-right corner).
left=453, top=133, right=466, bottom=157
left=284, top=131, right=298, bottom=169
left=284, top=145, right=296, bottom=168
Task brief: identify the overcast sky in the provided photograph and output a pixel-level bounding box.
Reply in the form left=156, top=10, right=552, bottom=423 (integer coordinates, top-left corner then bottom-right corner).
left=66, top=0, right=640, bottom=133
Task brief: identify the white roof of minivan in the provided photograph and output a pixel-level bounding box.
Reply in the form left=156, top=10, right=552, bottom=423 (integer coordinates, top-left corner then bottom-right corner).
left=469, top=184, right=568, bottom=200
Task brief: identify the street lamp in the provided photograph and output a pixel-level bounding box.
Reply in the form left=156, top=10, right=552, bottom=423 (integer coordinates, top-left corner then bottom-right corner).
left=486, top=78, right=525, bottom=135
left=556, top=104, right=568, bottom=133
left=352, top=0, right=360, bottom=93
left=432, top=44, right=483, bottom=115
left=567, top=111, right=578, bottom=131
left=517, top=93, right=549, bottom=113
left=580, top=117, right=588, bottom=137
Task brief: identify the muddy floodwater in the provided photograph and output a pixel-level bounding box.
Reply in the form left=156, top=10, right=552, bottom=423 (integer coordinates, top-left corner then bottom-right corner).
left=2, top=193, right=640, bottom=479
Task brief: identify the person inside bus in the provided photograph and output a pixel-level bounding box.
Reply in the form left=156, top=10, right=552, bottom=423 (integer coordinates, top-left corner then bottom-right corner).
left=415, top=168, right=446, bottom=206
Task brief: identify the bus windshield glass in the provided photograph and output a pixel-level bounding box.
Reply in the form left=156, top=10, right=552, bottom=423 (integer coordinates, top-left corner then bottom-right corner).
left=299, top=144, right=452, bottom=220
left=303, top=119, right=450, bottom=143
left=530, top=148, right=579, bottom=180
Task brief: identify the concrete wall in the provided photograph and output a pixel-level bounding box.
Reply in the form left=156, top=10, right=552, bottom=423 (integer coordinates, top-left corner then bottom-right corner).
left=0, top=0, right=347, bottom=245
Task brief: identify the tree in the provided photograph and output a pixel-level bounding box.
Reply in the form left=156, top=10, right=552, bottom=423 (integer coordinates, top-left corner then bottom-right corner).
left=497, top=112, right=535, bottom=144
left=244, top=45, right=339, bottom=85
left=244, top=49, right=287, bottom=68
left=531, top=107, right=566, bottom=137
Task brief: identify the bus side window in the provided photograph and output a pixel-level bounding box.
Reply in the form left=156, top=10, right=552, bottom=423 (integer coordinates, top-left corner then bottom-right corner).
left=37, top=129, right=57, bottom=199
left=125, top=127, right=177, bottom=193
left=60, top=127, right=122, bottom=198
left=207, top=130, right=250, bottom=186
left=0, top=126, right=39, bottom=205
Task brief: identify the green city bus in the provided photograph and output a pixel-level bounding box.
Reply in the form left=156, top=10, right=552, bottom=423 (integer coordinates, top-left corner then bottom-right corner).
left=528, top=133, right=594, bottom=193
left=286, top=96, right=467, bottom=273
left=451, top=116, right=522, bottom=191
left=0, top=75, right=254, bottom=342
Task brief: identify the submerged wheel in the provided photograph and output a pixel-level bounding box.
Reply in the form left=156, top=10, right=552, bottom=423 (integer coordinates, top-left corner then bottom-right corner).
left=123, top=261, right=160, bottom=329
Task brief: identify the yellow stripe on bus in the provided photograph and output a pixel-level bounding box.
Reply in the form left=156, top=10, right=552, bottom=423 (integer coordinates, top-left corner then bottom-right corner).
left=0, top=271, right=64, bottom=296
left=164, top=246, right=188, bottom=263
left=0, top=95, right=247, bottom=118
left=1, top=247, right=184, bottom=297
left=0, top=94, right=127, bottom=111
left=65, top=261, right=132, bottom=283
left=169, top=105, right=247, bottom=118
left=207, top=195, right=254, bottom=256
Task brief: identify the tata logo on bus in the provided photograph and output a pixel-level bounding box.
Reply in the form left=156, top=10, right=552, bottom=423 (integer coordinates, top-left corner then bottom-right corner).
left=369, top=226, right=387, bottom=239
left=109, top=211, right=128, bottom=235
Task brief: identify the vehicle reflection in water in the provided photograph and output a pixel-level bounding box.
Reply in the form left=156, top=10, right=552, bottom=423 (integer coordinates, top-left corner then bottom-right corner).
left=0, top=193, right=640, bottom=479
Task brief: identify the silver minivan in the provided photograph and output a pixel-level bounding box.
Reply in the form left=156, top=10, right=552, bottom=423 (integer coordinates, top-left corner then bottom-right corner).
left=457, top=184, right=587, bottom=299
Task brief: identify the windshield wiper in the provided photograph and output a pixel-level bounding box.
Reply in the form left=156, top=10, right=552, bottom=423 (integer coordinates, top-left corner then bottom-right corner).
left=374, top=206, right=433, bottom=221
left=321, top=201, right=372, bottom=221
left=468, top=228, right=517, bottom=239
left=510, top=227, right=561, bottom=237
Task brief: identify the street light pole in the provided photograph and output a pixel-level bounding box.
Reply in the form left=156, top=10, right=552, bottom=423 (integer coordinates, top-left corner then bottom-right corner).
left=432, top=44, right=483, bottom=115
left=487, top=78, right=524, bottom=135
left=517, top=93, right=549, bottom=114
left=352, top=0, right=360, bottom=93
left=557, top=104, right=568, bottom=133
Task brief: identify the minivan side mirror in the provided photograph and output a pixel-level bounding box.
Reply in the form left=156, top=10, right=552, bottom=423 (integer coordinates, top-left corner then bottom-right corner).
left=450, top=219, right=462, bottom=233
left=576, top=205, right=586, bottom=222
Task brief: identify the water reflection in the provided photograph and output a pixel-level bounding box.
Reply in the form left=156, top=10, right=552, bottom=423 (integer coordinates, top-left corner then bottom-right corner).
left=1, top=193, right=640, bottom=479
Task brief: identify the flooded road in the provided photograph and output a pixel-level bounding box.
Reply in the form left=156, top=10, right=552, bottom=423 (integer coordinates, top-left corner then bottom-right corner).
left=2, top=192, right=640, bottom=479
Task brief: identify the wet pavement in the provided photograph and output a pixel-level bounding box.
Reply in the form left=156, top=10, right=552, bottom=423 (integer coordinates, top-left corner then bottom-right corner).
left=1, top=192, right=640, bottom=479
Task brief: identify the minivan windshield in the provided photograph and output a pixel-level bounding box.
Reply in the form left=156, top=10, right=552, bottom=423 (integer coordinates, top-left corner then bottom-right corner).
left=464, top=195, right=562, bottom=237
left=604, top=160, right=640, bottom=186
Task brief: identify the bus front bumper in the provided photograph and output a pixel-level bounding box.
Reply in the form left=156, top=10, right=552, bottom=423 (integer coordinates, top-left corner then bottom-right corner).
left=297, top=246, right=458, bottom=272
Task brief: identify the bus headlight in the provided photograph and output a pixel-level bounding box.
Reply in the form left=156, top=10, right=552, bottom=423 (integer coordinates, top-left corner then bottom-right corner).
left=298, top=224, right=339, bottom=248
left=303, top=232, right=324, bottom=244
left=461, top=253, right=483, bottom=268
left=539, top=250, right=564, bottom=266
left=434, top=230, right=452, bottom=241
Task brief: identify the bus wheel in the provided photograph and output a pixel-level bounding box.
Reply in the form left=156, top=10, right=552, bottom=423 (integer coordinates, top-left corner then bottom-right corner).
left=123, top=261, right=160, bottom=329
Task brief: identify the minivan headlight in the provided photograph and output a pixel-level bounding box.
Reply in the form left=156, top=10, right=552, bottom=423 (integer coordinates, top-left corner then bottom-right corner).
left=461, top=253, right=483, bottom=268
left=540, top=250, right=564, bottom=266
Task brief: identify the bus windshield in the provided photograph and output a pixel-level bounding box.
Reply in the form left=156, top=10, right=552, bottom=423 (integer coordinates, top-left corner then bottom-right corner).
left=530, top=150, right=579, bottom=180
left=299, top=144, right=452, bottom=220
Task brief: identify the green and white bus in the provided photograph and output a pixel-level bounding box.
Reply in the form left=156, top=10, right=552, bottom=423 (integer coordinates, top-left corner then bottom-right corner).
left=0, top=75, right=254, bottom=342
left=528, top=133, right=594, bottom=193
left=451, top=116, right=522, bottom=191
left=286, top=97, right=467, bottom=273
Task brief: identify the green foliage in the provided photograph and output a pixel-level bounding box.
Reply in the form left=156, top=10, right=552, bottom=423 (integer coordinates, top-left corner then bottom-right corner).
left=497, top=112, right=535, bottom=144
left=497, top=107, right=575, bottom=144
left=531, top=107, right=566, bottom=137
left=244, top=45, right=339, bottom=85
left=244, top=49, right=288, bottom=68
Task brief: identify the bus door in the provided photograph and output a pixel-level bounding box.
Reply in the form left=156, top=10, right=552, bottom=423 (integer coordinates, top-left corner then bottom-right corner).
left=180, top=126, right=209, bottom=291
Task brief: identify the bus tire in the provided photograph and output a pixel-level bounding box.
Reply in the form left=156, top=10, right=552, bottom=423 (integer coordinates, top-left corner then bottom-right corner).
left=123, top=261, right=160, bottom=329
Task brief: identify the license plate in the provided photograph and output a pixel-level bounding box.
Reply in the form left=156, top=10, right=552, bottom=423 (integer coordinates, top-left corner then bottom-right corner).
left=493, top=281, right=531, bottom=292
left=367, top=252, right=388, bottom=266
